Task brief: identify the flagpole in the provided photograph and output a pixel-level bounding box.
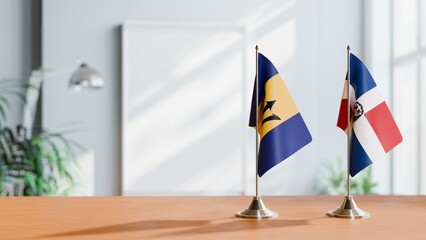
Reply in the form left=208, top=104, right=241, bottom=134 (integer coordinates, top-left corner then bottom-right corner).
left=346, top=45, right=351, bottom=197
left=326, top=46, right=369, bottom=218
left=255, top=45, right=259, bottom=198
left=236, top=45, right=277, bottom=219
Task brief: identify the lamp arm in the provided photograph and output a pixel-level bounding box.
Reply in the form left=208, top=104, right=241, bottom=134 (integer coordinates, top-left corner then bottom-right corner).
left=21, top=59, right=82, bottom=137
left=21, top=72, right=43, bottom=137
left=35, top=58, right=82, bottom=75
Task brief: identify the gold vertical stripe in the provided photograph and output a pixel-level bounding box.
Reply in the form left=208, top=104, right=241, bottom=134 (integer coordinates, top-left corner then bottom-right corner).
left=258, top=74, right=299, bottom=138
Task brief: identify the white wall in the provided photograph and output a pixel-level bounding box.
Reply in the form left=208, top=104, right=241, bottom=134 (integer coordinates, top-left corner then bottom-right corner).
left=42, top=0, right=363, bottom=195
left=0, top=0, right=32, bottom=127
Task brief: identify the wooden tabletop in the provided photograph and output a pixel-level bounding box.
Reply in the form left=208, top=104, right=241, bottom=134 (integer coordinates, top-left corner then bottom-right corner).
left=1, top=196, right=425, bottom=239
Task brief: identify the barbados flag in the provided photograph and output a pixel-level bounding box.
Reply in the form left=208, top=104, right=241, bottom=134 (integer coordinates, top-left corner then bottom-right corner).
left=337, top=53, right=403, bottom=176
left=249, top=53, right=312, bottom=177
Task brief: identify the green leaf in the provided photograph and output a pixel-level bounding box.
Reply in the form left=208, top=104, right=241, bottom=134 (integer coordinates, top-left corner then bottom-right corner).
left=0, top=105, right=6, bottom=122
left=24, top=173, right=38, bottom=195
left=0, top=96, right=11, bottom=108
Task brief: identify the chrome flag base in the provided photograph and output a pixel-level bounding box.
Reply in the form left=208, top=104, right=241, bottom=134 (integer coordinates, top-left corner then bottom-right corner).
left=236, top=196, right=278, bottom=219
left=327, top=195, right=370, bottom=219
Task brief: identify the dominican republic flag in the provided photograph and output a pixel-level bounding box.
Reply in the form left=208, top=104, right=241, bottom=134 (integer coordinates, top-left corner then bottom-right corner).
left=337, top=53, right=403, bottom=177
left=249, top=53, right=312, bottom=177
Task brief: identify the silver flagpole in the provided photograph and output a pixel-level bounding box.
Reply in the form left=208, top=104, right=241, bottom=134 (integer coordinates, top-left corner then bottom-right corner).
left=255, top=45, right=259, bottom=198
left=327, top=46, right=369, bottom=219
left=236, top=45, right=277, bottom=219
left=347, top=46, right=351, bottom=198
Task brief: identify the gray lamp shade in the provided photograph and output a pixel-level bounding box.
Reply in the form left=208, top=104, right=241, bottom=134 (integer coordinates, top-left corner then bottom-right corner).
left=69, top=63, right=104, bottom=90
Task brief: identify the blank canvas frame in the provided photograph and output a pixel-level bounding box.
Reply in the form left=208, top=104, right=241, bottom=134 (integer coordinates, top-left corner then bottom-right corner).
left=121, top=21, right=248, bottom=195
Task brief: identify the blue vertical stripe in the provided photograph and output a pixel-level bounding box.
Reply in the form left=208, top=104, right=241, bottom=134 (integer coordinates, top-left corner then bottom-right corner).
left=249, top=53, right=279, bottom=127
left=350, top=53, right=377, bottom=98
left=257, top=53, right=279, bottom=104
left=350, top=133, right=373, bottom=177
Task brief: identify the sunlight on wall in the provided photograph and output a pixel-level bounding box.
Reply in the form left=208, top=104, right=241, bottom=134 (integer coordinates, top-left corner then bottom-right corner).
left=173, top=30, right=244, bottom=79
left=241, top=0, right=294, bottom=31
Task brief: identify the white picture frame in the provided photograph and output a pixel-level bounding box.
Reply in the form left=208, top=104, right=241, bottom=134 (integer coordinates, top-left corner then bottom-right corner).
left=121, top=21, right=249, bottom=195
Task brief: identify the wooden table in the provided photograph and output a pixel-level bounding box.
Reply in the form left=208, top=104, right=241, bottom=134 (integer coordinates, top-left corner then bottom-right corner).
left=1, top=196, right=425, bottom=239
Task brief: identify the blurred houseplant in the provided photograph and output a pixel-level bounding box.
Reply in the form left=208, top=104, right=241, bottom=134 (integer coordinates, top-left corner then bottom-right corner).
left=0, top=79, right=79, bottom=196
left=319, top=156, right=378, bottom=195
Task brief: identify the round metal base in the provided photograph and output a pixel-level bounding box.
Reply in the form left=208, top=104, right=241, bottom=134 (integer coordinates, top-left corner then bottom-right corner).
left=236, top=196, right=278, bottom=219
left=327, top=195, right=370, bottom=219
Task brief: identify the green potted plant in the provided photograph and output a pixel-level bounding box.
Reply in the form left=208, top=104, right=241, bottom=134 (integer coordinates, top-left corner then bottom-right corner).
left=0, top=79, right=79, bottom=196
